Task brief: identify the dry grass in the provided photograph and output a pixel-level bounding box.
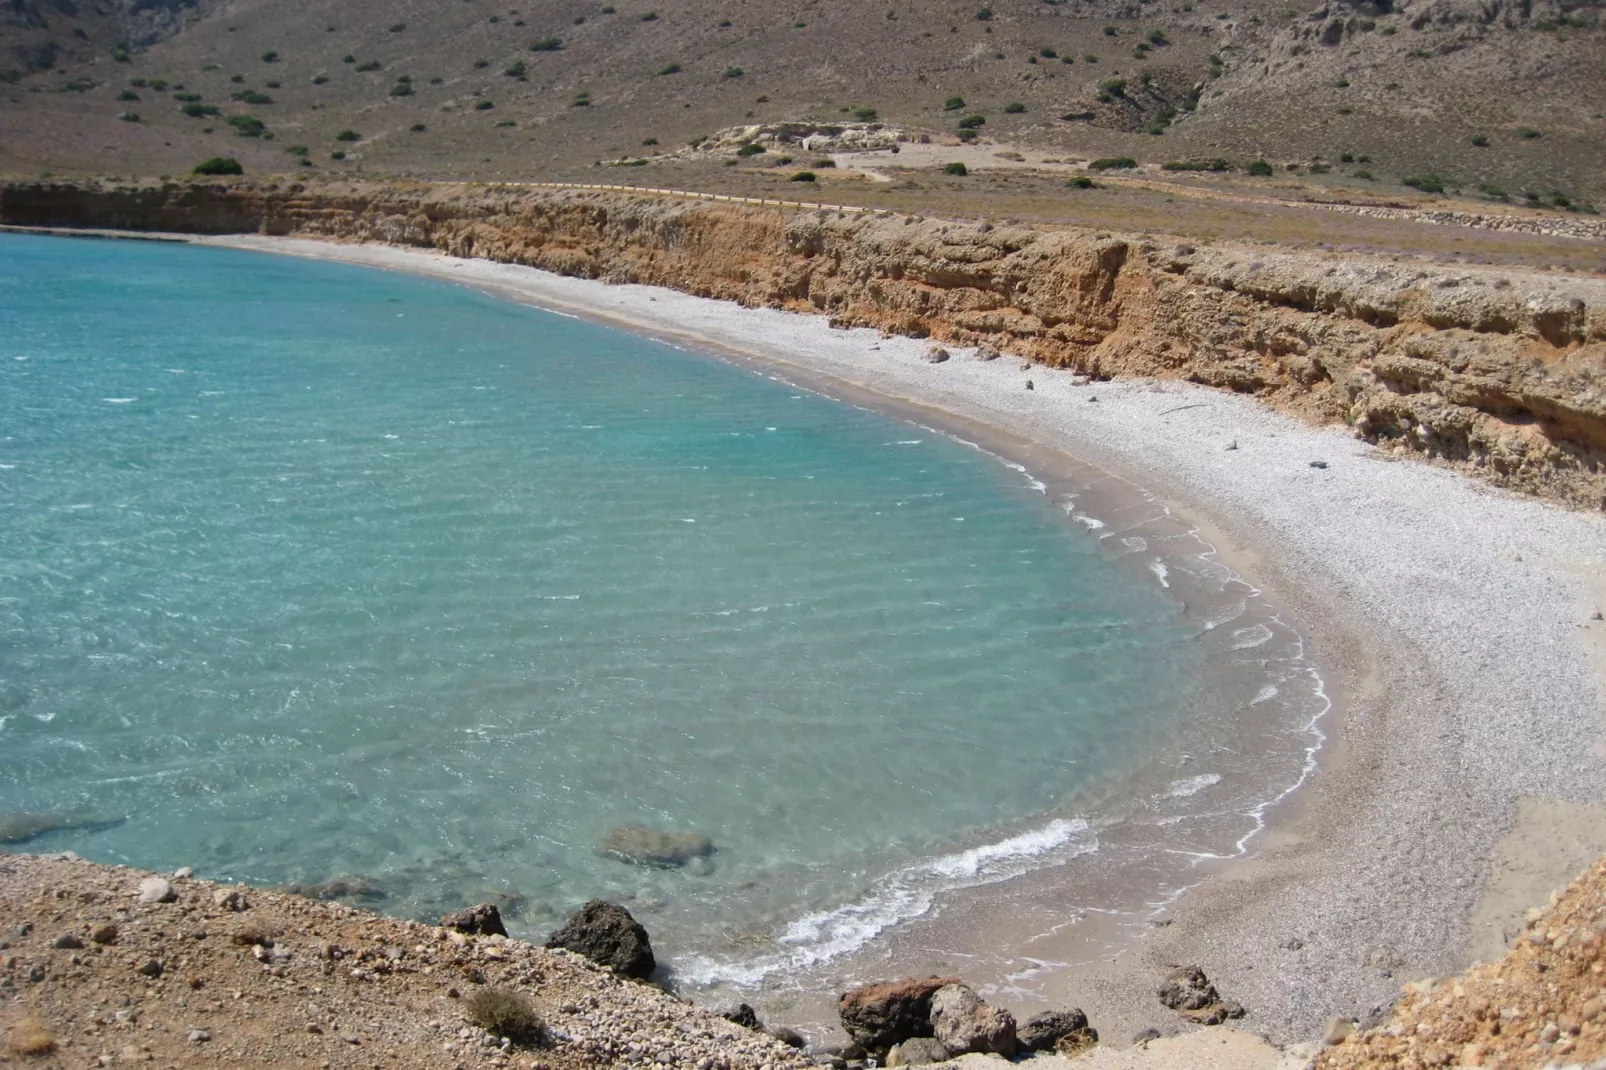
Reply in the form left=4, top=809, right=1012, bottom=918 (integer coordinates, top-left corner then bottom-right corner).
left=463, top=987, right=545, bottom=1047
left=6, top=1016, right=57, bottom=1057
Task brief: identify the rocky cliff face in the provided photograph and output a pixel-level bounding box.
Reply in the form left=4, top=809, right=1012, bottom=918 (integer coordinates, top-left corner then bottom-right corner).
left=4, top=178, right=1603, bottom=509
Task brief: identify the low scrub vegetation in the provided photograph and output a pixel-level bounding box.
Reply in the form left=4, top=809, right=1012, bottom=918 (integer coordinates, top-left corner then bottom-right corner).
left=944, top=161, right=968, bottom=175
left=192, top=156, right=243, bottom=175
left=463, top=988, right=545, bottom=1047
left=1088, top=156, right=1136, bottom=170
left=1161, top=158, right=1229, bottom=171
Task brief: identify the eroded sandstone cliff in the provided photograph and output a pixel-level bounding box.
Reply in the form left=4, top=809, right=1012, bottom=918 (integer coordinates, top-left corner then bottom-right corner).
left=4, top=178, right=1602, bottom=508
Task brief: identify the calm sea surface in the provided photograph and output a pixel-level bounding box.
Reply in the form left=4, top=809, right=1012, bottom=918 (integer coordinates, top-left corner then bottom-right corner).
left=0, top=234, right=1228, bottom=985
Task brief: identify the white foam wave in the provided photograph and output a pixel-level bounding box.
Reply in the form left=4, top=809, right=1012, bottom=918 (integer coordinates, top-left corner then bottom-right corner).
left=1250, top=684, right=1279, bottom=705
left=1165, top=774, right=1221, bottom=799
left=1066, top=509, right=1105, bottom=530
left=102, top=397, right=137, bottom=404
left=887, top=440, right=924, bottom=446
left=1229, top=624, right=1274, bottom=650
left=1148, top=560, right=1170, bottom=588
left=676, top=818, right=1095, bottom=987
left=1120, top=536, right=1148, bottom=553
left=538, top=595, right=581, bottom=601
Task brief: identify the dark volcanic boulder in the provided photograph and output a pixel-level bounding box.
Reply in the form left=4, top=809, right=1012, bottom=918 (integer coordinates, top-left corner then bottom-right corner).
left=718, top=1004, right=762, bottom=1030
left=1018, top=1008, right=1094, bottom=1052
left=545, top=899, right=655, bottom=979
left=440, top=903, right=508, bottom=937
left=837, top=976, right=961, bottom=1054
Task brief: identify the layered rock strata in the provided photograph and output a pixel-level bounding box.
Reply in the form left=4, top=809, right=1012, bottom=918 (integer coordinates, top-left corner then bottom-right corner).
left=3, top=178, right=1602, bottom=508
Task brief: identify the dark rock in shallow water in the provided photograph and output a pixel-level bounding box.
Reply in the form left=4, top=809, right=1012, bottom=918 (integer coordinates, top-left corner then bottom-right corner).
left=440, top=903, right=508, bottom=937
left=719, top=1004, right=762, bottom=1030
left=929, top=983, right=1016, bottom=1057
left=596, top=826, right=715, bottom=869
left=837, top=976, right=960, bottom=1054
left=766, top=1026, right=806, bottom=1049
left=279, top=875, right=386, bottom=902
left=1018, top=1008, right=1093, bottom=1052
left=545, top=899, right=655, bottom=979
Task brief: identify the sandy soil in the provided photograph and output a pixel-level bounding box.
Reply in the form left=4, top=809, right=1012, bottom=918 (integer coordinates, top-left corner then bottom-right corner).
left=28, top=233, right=1606, bottom=1060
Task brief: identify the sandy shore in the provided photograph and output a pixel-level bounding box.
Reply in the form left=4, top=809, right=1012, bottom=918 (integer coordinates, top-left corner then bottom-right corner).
left=195, top=235, right=1606, bottom=1050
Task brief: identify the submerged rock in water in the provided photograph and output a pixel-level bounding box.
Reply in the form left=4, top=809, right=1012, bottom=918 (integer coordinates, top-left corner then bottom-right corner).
left=0, top=811, right=125, bottom=845
left=719, top=1004, right=762, bottom=1030
left=545, top=899, right=655, bottom=979
left=929, top=984, right=1016, bottom=1057
left=279, top=875, right=386, bottom=902
left=596, top=826, right=715, bottom=869
left=837, top=976, right=961, bottom=1054
left=440, top=903, right=508, bottom=938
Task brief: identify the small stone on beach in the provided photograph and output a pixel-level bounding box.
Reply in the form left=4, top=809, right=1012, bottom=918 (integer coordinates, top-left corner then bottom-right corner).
left=137, top=877, right=176, bottom=904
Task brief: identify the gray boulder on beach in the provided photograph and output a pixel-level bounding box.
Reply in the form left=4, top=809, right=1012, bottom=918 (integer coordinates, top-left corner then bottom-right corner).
left=596, top=826, right=715, bottom=869
left=545, top=898, right=655, bottom=979
left=1157, top=965, right=1245, bottom=1024
left=929, top=983, right=1016, bottom=1057
left=885, top=1037, right=951, bottom=1066
left=1018, top=1008, right=1095, bottom=1052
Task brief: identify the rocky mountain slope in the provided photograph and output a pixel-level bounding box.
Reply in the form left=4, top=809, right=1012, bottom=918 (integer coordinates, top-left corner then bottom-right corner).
left=4, top=178, right=1602, bottom=508
left=0, top=0, right=1601, bottom=209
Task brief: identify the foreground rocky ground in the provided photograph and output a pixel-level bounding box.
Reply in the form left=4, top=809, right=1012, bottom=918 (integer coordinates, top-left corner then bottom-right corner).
left=1318, top=857, right=1606, bottom=1069
left=0, top=853, right=810, bottom=1069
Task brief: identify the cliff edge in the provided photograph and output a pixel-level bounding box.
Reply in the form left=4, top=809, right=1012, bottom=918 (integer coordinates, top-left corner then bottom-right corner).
left=3, top=178, right=1602, bottom=509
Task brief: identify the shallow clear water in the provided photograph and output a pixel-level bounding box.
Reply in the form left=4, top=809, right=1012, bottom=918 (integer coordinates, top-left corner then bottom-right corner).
left=0, top=234, right=1217, bottom=982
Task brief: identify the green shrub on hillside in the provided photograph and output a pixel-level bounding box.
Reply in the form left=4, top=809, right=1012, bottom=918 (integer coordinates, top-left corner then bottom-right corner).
left=530, top=37, right=564, bottom=51
left=261, top=50, right=278, bottom=62
left=181, top=102, right=220, bottom=117
left=944, top=96, right=965, bottom=110
left=735, top=141, right=766, bottom=156
left=790, top=171, right=817, bottom=182
left=723, top=66, right=744, bottom=78
left=504, top=61, right=526, bottom=78
left=1088, top=156, right=1137, bottom=169
left=410, top=122, right=427, bottom=131
left=230, top=89, right=272, bottom=104
left=945, top=161, right=968, bottom=175
left=957, top=114, right=986, bottom=129
left=356, top=60, right=382, bottom=72
left=1067, top=175, right=1094, bottom=188
left=1246, top=159, right=1274, bottom=176
left=475, top=99, right=494, bottom=110
left=1517, top=127, right=1542, bottom=139
left=227, top=114, right=265, bottom=137
left=1099, top=77, right=1127, bottom=96
left=118, top=89, right=139, bottom=101
left=193, top=156, right=243, bottom=175
left=1403, top=173, right=1447, bottom=193
left=1004, top=101, right=1025, bottom=113
left=388, top=22, right=406, bottom=32
left=336, top=128, right=361, bottom=141
left=1161, top=158, right=1228, bottom=171
left=854, top=107, right=878, bottom=121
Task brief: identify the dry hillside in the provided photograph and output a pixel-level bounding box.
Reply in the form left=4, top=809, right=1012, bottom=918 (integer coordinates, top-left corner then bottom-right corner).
left=1, top=0, right=1603, bottom=212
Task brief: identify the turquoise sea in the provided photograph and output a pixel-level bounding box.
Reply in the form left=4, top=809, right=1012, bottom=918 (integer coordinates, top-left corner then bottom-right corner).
left=0, top=234, right=1319, bottom=993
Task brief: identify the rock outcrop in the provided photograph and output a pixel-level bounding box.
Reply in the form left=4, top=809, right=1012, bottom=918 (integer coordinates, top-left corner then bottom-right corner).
left=837, top=976, right=961, bottom=1054
left=928, top=984, right=1017, bottom=1057
left=1158, top=965, right=1247, bottom=1025
left=544, top=899, right=656, bottom=980
left=1018, top=1008, right=1098, bottom=1052
left=440, top=903, right=509, bottom=937
left=3, top=178, right=1602, bottom=509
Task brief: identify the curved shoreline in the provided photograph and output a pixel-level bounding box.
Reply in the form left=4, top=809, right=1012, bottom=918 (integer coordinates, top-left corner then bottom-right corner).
left=191, top=235, right=1606, bottom=1047
left=25, top=229, right=1600, bottom=1050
